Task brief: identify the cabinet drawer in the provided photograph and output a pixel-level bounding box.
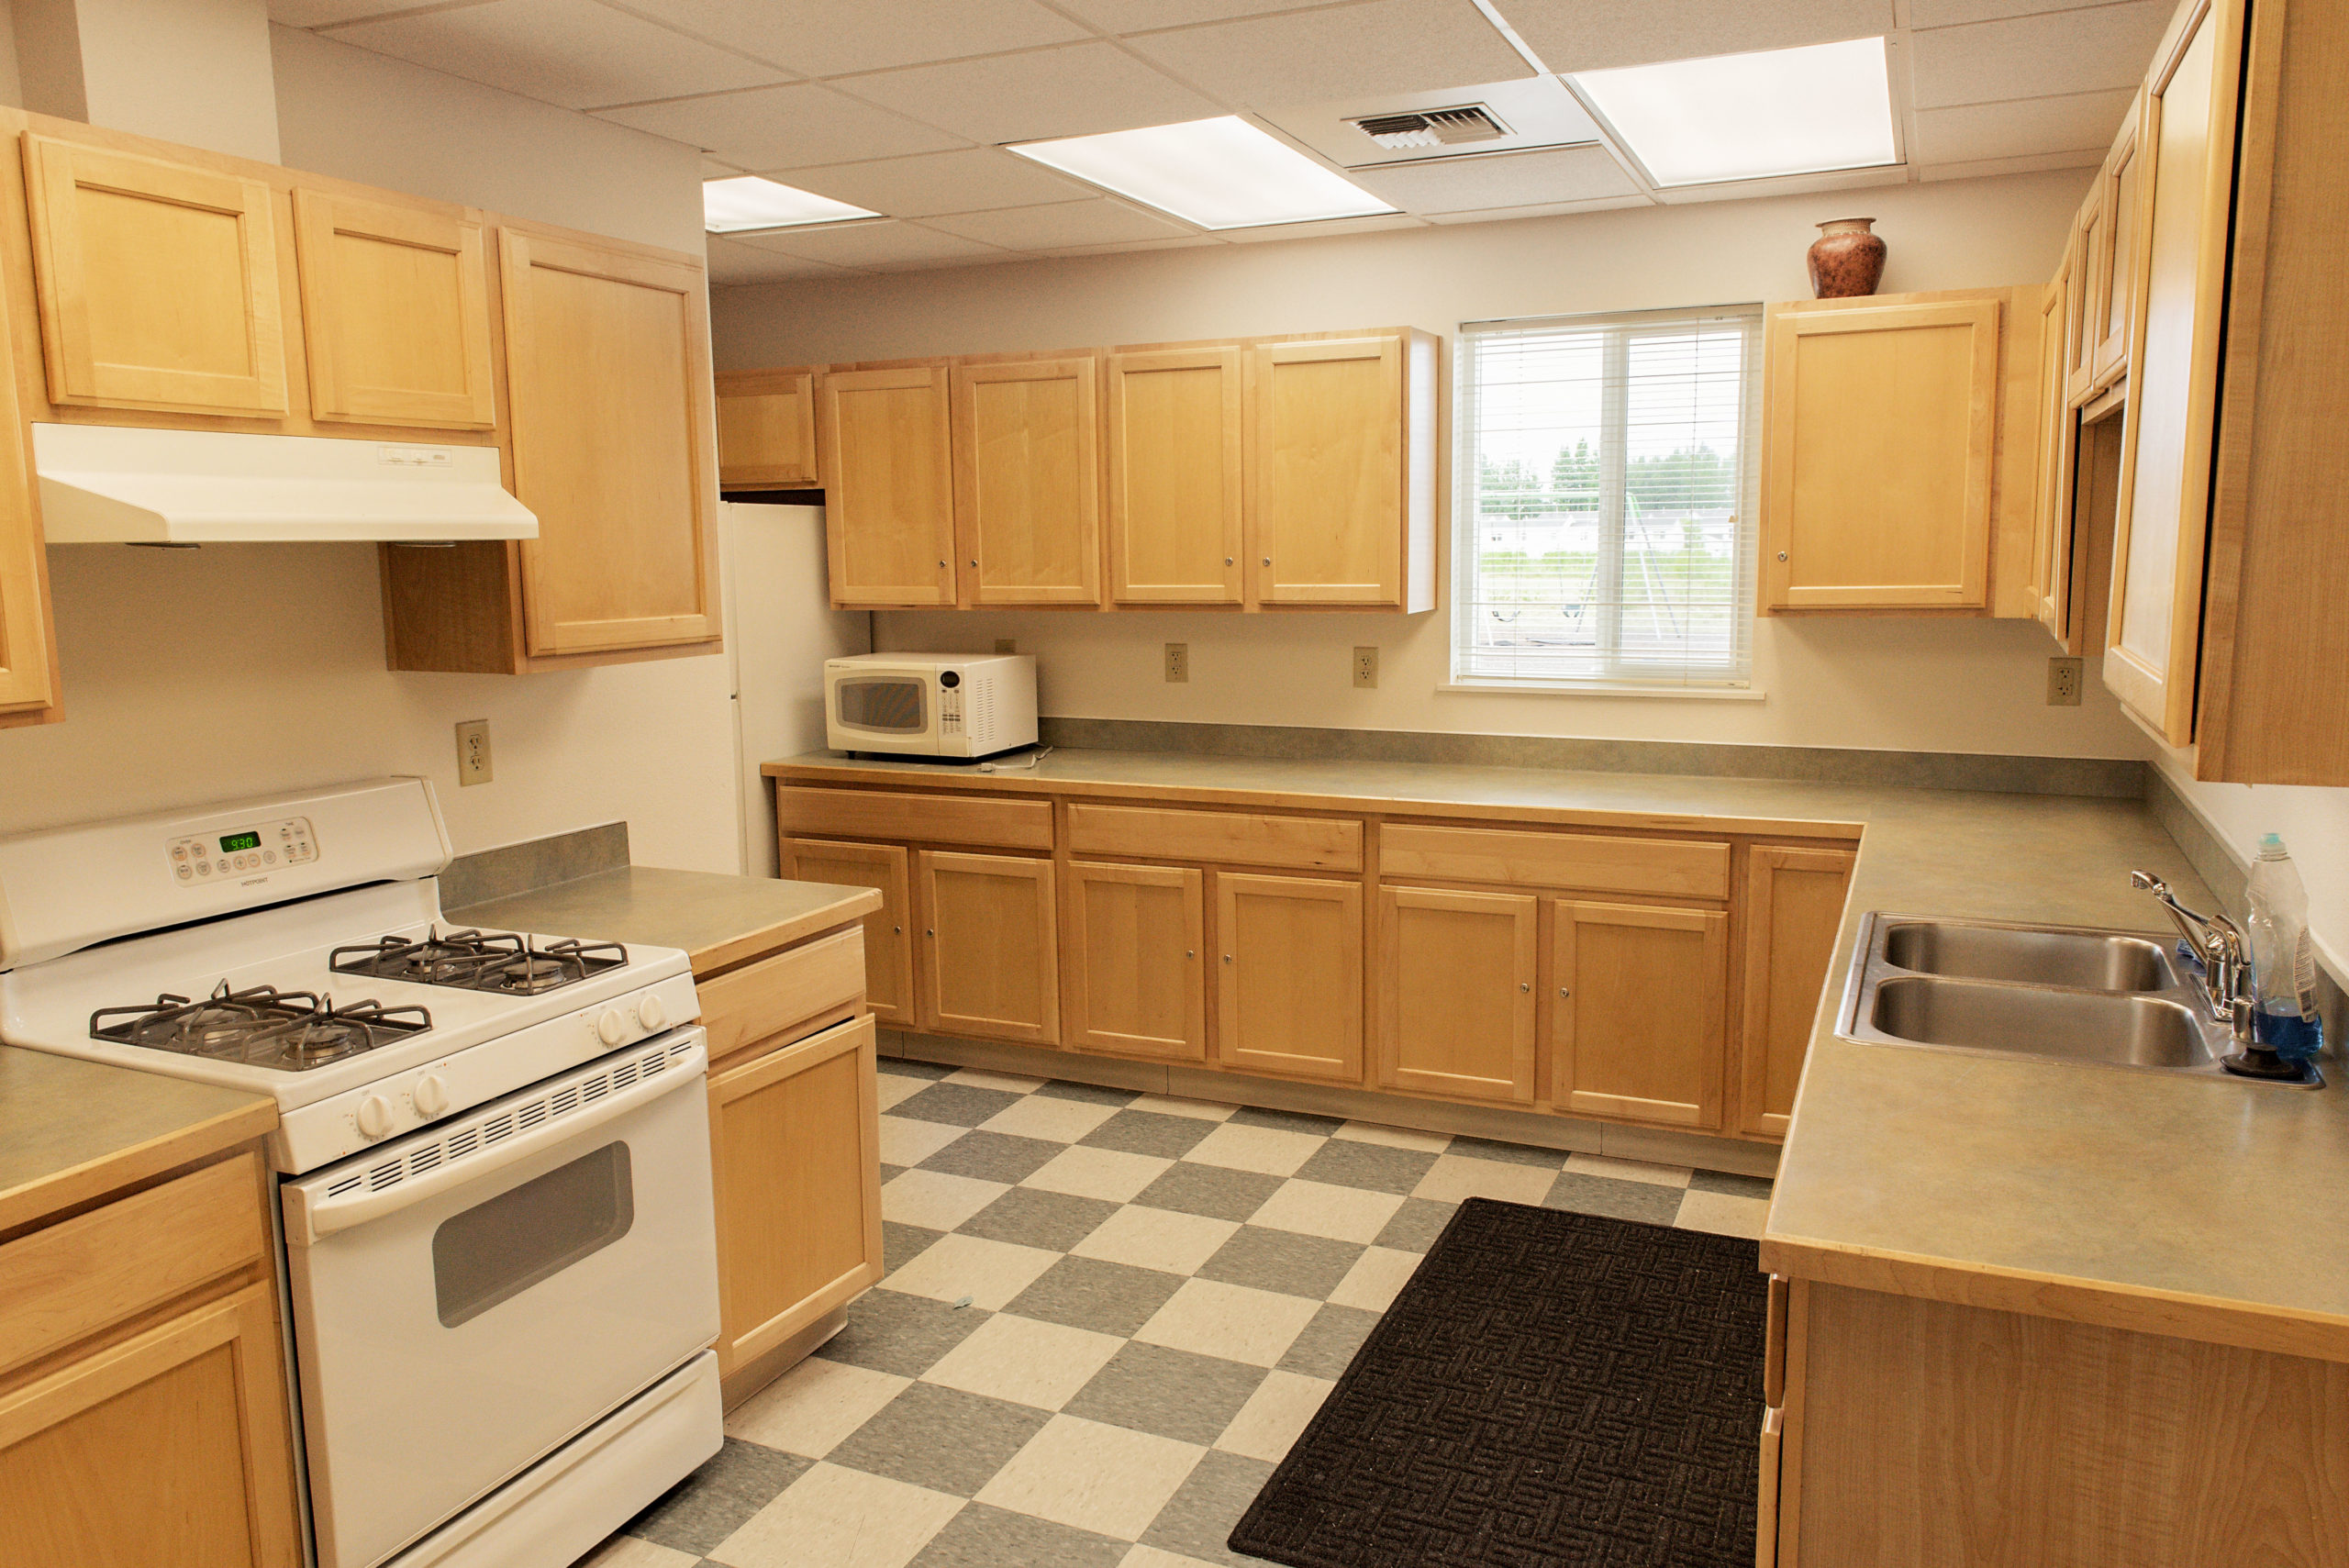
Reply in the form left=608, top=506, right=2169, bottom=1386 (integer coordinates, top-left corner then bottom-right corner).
left=1381, top=824, right=1730, bottom=899
left=1067, top=803, right=1362, bottom=872
left=778, top=787, right=1052, bottom=851
left=0, top=1153, right=265, bottom=1380
left=698, top=926, right=865, bottom=1062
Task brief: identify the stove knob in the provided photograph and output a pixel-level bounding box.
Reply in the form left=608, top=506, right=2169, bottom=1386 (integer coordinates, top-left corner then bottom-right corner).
left=596, top=1007, right=627, bottom=1047
left=356, top=1095, right=395, bottom=1140
left=635, top=994, right=666, bottom=1033
left=413, top=1073, right=450, bottom=1118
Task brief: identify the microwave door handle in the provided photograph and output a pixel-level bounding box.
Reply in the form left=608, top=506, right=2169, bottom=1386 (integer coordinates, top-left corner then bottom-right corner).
left=284, top=1034, right=707, bottom=1245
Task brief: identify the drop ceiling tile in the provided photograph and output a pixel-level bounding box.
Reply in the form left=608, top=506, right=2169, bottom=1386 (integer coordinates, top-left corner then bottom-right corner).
left=1500, top=0, right=1894, bottom=73
left=324, top=0, right=785, bottom=111
left=736, top=219, right=1011, bottom=268
left=705, top=235, right=858, bottom=282
left=1348, top=144, right=1638, bottom=213
left=702, top=155, right=744, bottom=176
left=599, top=82, right=968, bottom=169
left=1909, top=0, right=2121, bottom=27
left=1910, top=2, right=2170, bottom=109
left=267, top=0, right=415, bottom=24
left=615, top=0, right=1088, bottom=77
left=1916, top=148, right=2108, bottom=182
left=924, top=199, right=1197, bottom=250
left=839, top=42, right=1221, bottom=145
left=1913, top=87, right=2135, bottom=164
left=1219, top=211, right=1429, bottom=242
left=778, top=148, right=1091, bottom=217
left=1125, top=0, right=1533, bottom=106
left=1031, top=235, right=1226, bottom=256
left=1422, top=194, right=1652, bottom=222
left=1057, top=0, right=1325, bottom=30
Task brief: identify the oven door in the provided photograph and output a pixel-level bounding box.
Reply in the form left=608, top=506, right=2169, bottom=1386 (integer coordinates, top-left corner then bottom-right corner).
left=828, top=669, right=938, bottom=751
left=283, top=1030, right=719, bottom=1568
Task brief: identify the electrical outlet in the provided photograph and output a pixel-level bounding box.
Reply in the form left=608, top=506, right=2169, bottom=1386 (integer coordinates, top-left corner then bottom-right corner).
left=994, top=638, right=1017, bottom=655
left=455, top=719, right=493, bottom=785
left=2047, top=656, right=2084, bottom=706
left=1164, top=642, right=1189, bottom=683
left=1353, top=647, right=1378, bottom=689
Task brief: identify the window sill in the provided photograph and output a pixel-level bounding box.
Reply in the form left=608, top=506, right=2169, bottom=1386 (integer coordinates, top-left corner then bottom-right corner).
left=1437, top=680, right=1767, bottom=702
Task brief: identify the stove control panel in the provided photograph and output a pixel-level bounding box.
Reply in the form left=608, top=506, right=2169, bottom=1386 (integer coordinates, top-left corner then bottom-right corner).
left=170, top=817, right=317, bottom=884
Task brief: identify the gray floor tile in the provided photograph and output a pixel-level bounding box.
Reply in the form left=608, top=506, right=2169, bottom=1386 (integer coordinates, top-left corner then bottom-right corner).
left=1133, top=1161, right=1283, bottom=1223
left=920, top=1129, right=1066, bottom=1184
left=1002, top=1254, right=1186, bottom=1337
left=1081, top=1108, right=1218, bottom=1160
left=881, top=1162, right=908, bottom=1184
left=817, top=1287, right=990, bottom=1379
left=1446, top=1135, right=1567, bottom=1170
left=1275, top=1303, right=1382, bottom=1379
left=1228, top=1106, right=1344, bottom=1136
left=959, top=1186, right=1119, bottom=1252
left=1372, top=1196, right=1459, bottom=1254
left=905, top=1502, right=1130, bottom=1568
left=1035, top=1080, right=1141, bottom=1106
left=1196, top=1226, right=1365, bottom=1301
left=827, top=1383, right=1051, bottom=1498
left=1063, top=1342, right=1270, bottom=1446
left=1292, top=1139, right=1439, bottom=1195
left=1139, top=1449, right=1279, bottom=1568
left=886, top=1220, right=947, bottom=1274
left=1690, top=1168, right=1776, bottom=1200
left=882, top=1060, right=957, bottom=1082
left=891, top=1083, right=1027, bottom=1128
left=1542, top=1172, right=1686, bottom=1226
left=624, top=1438, right=810, bottom=1556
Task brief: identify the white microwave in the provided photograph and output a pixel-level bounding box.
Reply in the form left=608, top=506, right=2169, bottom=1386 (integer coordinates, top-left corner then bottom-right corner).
left=824, top=653, right=1039, bottom=760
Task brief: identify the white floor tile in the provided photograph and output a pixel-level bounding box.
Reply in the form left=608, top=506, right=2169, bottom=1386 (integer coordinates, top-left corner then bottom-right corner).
left=710, top=1462, right=962, bottom=1568
left=875, top=1073, right=927, bottom=1112
left=1411, top=1153, right=1557, bottom=1206
left=879, top=1115, right=966, bottom=1168
left=1069, top=1204, right=1239, bottom=1276
left=1249, top=1178, right=1405, bottom=1244
left=883, top=1231, right=1061, bottom=1310
left=1119, top=1548, right=1226, bottom=1568
left=973, top=1414, right=1205, bottom=1540
left=979, top=1094, right=1121, bottom=1143
left=921, top=1311, right=1125, bottom=1410
left=944, top=1067, right=1048, bottom=1093
left=1132, top=1278, right=1320, bottom=1367
left=1674, top=1189, right=1770, bottom=1240
left=1324, top=1245, right=1421, bottom=1313
left=1564, top=1152, right=1693, bottom=1188
left=882, top=1168, right=1009, bottom=1231
left=1331, top=1119, right=1451, bottom=1152
left=1022, top=1144, right=1174, bottom=1204
left=725, top=1355, right=911, bottom=1460
left=1183, top=1121, right=1323, bottom=1178
left=1213, top=1369, right=1333, bottom=1463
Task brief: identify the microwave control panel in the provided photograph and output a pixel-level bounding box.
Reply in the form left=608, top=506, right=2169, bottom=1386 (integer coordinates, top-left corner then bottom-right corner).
left=170, top=816, right=317, bottom=884
left=939, top=670, right=963, bottom=735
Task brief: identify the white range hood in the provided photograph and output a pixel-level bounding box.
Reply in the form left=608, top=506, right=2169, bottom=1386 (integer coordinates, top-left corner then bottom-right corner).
left=32, top=423, right=539, bottom=544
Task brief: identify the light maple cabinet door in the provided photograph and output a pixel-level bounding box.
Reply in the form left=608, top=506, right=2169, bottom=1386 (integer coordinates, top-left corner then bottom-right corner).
left=918, top=850, right=1059, bottom=1044
left=1106, top=346, right=1243, bottom=605
left=780, top=839, right=913, bottom=1027
left=1215, top=872, right=1363, bottom=1081
left=716, top=368, right=819, bottom=489
left=500, top=229, right=718, bottom=657
left=1760, top=296, right=2000, bottom=613
left=21, top=134, right=287, bottom=416
left=819, top=365, right=956, bottom=607
left=2030, top=267, right=2080, bottom=646
left=2066, top=186, right=2106, bottom=406
left=292, top=188, right=495, bottom=429
left=1376, top=886, right=1536, bottom=1104
left=1064, top=861, right=1206, bottom=1061
left=1247, top=334, right=1403, bottom=606
left=0, top=321, right=57, bottom=722
left=707, top=1015, right=883, bottom=1380
left=1553, top=899, right=1728, bottom=1129
left=0, top=1283, right=302, bottom=1568
left=1737, top=846, right=1856, bottom=1139
left=2088, top=103, right=2144, bottom=388
left=952, top=355, right=1102, bottom=606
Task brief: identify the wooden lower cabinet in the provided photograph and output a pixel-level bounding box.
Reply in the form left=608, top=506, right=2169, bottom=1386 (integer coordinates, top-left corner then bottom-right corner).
left=1376, top=885, right=1537, bottom=1103
left=1553, top=899, right=1729, bottom=1129
left=918, top=851, right=1059, bottom=1044
left=1063, top=861, right=1206, bottom=1061
left=1215, top=873, right=1362, bottom=1081
left=783, top=839, right=914, bottom=1027
left=707, top=1014, right=883, bottom=1392
left=1738, top=847, right=1857, bottom=1139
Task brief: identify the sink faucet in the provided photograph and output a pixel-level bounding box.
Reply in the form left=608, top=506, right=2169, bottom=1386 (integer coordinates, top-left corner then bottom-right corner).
left=2132, top=871, right=2299, bottom=1079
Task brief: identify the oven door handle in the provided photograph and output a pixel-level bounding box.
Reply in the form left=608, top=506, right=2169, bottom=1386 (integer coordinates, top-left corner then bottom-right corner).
left=284, top=1036, right=707, bottom=1245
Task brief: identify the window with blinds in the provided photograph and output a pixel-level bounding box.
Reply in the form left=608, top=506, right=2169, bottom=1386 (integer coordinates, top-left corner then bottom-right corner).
left=1453, top=305, right=1763, bottom=689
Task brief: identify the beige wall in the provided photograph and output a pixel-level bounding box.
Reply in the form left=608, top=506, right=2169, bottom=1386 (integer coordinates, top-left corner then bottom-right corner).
left=714, top=169, right=2149, bottom=762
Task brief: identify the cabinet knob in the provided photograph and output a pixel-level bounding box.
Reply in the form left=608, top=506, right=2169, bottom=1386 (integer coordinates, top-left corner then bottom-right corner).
left=1226, top=557, right=1234, bottom=566
left=1186, top=949, right=1196, bottom=959
left=926, top=928, right=935, bottom=937
left=893, top=925, right=902, bottom=934
left=938, top=560, right=947, bottom=569
left=1520, top=982, right=1531, bottom=993
left=1559, top=986, right=1571, bottom=998
left=1777, top=550, right=1788, bottom=562
left=969, top=559, right=978, bottom=567
left=1223, top=953, right=1232, bottom=963
left=1262, top=557, right=1272, bottom=566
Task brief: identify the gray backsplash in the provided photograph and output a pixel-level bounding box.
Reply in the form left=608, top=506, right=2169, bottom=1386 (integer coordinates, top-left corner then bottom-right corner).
left=439, top=821, right=629, bottom=910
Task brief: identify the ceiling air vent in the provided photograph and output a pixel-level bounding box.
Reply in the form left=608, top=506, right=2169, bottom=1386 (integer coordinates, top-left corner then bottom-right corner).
left=1348, top=106, right=1509, bottom=151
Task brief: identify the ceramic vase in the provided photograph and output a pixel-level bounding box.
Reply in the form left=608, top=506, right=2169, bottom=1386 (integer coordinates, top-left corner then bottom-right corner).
left=1808, top=217, right=1887, bottom=299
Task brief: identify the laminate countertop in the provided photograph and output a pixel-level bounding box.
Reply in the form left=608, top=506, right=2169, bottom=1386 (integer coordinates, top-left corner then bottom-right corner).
left=447, top=865, right=880, bottom=978
left=0, top=1046, right=275, bottom=1236
left=768, top=748, right=2349, bottom=1361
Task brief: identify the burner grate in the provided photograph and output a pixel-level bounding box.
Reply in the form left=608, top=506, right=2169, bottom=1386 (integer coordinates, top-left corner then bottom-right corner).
left=329, top=927, right=627, bottom=995
left=89, top=983, right=431, bottom=1072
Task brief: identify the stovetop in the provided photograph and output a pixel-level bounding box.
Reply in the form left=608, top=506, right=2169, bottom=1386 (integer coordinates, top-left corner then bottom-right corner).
left=89, top=982, right=432, bottom=1073
left=328, top=927, right=628, bottom=996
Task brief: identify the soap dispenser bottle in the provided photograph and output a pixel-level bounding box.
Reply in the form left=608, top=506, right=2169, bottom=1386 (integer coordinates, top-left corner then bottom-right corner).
left=2245, top=834, right=2324, bottom=1060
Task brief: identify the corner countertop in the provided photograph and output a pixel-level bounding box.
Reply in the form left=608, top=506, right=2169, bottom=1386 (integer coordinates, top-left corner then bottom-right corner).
left=768, top=747, right=2349, bottom=1362
left=447, top=865, right=881, bottom=978
left=0, top=1046, right=275, bottom=1237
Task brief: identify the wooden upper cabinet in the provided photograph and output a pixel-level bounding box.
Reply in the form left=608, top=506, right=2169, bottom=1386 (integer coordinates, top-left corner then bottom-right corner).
left=499, top=229, right=718, bottom=658
left=1737, top=846, right=1854, bottom=1139
left=717, top=368, right=819, bottom=489
left=1106, top=346, right=1243, bottom=605
left=2065, top=185, right=2106, bottom=406
left=1376, top=886, right=1536, bottom=1105
left=819, top=364, right=956, bottom=607
left=918, top=851, right=1059, bottom=1045
left=1063, top=860, right=1206, bottom=1061
left=292, top=188, right=495, bottom=429
left=952, top=355, right=1101, bottom=606
left=2088, top=102, right=2143, bottom=389
left=1248, top=333, right=1404, bottom=606
left=0, top=327, right=58, bottom=723
left=1216, top=872, right=1363, bottom=1082
left=21, top=134, right=287, bottom=416
left=1760, top=295, right=2001, bottom=613
left=2029, top=267, right=2079, bottom=646
left=1553, top=899, right=1727, bottom=1129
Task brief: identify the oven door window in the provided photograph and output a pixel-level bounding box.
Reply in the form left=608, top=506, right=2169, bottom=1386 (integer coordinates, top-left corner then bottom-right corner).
left=430, top=1141, right=634, bottom=1328
left=836, top=677, right=927, bottom=735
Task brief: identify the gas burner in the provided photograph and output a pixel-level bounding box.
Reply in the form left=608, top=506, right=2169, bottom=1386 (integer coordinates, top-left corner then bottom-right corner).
left=89, top=983, right=431, bottom=1072
left=329, top=927, right=628, bottom=995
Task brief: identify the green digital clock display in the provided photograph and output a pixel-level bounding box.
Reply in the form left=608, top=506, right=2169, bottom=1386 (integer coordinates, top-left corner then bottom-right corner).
left=219, top=830, right=262, bottom=853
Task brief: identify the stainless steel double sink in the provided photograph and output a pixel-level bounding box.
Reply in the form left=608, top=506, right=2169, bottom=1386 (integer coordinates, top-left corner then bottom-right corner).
left=1836, top=913, right=2324, bottom=1086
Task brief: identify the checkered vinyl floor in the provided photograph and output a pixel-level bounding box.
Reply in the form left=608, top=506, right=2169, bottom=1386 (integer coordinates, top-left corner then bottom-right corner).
left=578, top=1059, right=1776, bottom=1568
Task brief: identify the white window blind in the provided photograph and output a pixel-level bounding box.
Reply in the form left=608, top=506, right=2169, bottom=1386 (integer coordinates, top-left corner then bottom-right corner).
left=1453, top=305, right=1763, bottom=689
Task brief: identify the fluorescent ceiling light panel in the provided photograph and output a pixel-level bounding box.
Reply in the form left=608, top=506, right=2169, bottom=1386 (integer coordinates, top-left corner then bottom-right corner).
left=1572, top=38, right=1898, bottom=187
left=1008, top=117, right=1394, bottom=230
left=703, top=176, right=877, bottom=233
